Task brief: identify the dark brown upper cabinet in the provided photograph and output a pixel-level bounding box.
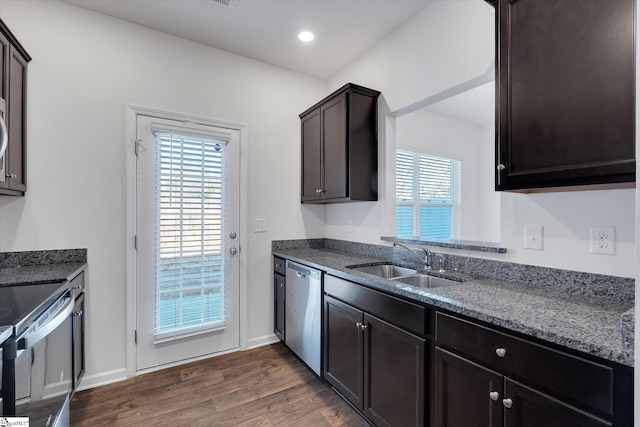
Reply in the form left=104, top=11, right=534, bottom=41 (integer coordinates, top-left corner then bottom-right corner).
left=0, top=18, right=30, bottom=196
left=300, top=83, right=380, bottom=203
left=493, top=0, right=635, bottom=192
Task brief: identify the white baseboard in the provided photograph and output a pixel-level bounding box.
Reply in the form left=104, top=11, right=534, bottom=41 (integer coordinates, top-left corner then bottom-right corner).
left=247, top=334, right=280, bottom=349
left=76, top=368, right=128, bottom=392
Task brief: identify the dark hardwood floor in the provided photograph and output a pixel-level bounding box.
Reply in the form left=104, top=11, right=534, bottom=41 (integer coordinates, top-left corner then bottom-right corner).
left=70, top=343, right=367, bottom=427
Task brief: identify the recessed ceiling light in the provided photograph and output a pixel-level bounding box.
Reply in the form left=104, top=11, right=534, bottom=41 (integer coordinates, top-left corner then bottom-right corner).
left=298, top=31, right=315, bottom=43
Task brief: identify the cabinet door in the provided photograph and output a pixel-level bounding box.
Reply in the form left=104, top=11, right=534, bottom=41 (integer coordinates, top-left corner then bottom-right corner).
left=503, top=379, right=611, bottom=427
left=434, top=347, right=503, bottom=427
left=321, top=93, right=347, bottom=199
left=496, top=0, right=635, bottom=191
left=301, top=109, right=321, bottom=201
left=324, top=295, right=364, bottom=410
left=72, top=293, right=85, bottom=389
left=274, top=273, right=285, bottom=341
left=364, top=313, right=426, bottom=427
left=6, top=45, right=27, bottom=193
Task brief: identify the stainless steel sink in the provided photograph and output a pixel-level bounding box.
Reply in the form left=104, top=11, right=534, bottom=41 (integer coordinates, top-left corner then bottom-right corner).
left=348, top=264, right=417, bottom=278
left=391, top=274, right=460, bottom=288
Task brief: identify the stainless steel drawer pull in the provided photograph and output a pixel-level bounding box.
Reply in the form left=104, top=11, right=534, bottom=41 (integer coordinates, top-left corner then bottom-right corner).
left=496, top=348, right=507, bottom=358
left=489, top=391, right=499, bottom=401
left=503, top=398, right=513, bottom=409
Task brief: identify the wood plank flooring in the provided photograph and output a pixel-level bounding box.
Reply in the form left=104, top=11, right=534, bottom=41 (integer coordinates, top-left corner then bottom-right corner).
left=70, top=343, right=367, bottom=427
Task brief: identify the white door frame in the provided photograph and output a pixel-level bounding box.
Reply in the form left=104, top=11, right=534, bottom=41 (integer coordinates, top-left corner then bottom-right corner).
left=125, top=105, right=249, bottom=377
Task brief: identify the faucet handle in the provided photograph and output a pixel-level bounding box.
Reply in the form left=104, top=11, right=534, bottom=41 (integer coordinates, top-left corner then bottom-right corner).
left=435, top=254, right=446, bottom=273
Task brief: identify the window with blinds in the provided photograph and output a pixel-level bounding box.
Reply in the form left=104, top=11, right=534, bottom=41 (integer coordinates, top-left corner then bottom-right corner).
left=396, top=150, right=460, bottom=239
left=155, top=132, right=227, bottom=340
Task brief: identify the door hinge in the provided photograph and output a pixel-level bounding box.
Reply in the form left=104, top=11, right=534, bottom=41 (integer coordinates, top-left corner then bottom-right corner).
left=134, top=139, right=142, bottom=156
left=134, top=235, right=137, bottom=250
left=134, top=330, right=137, bottom=344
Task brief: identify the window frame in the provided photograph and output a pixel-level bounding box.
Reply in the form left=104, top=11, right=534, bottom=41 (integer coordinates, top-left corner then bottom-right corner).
left=395, top=149, right=461, bottom=240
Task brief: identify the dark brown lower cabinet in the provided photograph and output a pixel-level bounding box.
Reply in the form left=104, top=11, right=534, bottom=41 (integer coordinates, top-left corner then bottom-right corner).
left=435, top=348, right=613, bottom=427
left=324, top=296, right=364, bottom=408
left=274, top=273, right=285, bottom=341
left=435, top=348, right=502, bottom=427
left=504, top=379, right=611, bottom=427
left=324, top=294, right=425, bottom=427
left=364, top=314, right=425, bottom=427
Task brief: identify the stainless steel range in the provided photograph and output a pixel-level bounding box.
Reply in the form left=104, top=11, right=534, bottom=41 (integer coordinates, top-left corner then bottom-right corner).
left=1, top=281, right=74, bottom=427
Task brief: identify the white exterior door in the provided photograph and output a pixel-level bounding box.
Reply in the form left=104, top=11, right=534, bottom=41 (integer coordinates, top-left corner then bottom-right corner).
left=135, top=114, right=240, bottom=371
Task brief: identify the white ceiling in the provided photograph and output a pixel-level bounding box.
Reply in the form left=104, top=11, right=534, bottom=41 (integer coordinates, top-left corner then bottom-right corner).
left=63, top=0, right=433, bottom=80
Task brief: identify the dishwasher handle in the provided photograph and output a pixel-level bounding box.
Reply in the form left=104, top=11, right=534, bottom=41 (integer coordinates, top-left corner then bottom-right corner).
left=286, top=261, right=321, bottom=280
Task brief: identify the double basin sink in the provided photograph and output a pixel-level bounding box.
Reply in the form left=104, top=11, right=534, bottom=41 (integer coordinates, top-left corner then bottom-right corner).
left=348, top=263, right=461, bottom=288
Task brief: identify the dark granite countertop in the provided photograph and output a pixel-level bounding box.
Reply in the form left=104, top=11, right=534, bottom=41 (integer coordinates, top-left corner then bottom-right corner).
left=0, top=249, right=88, bottom=287
left=273, top=247, right=634, bottom=367
left=0, top=262, right=87, bottom=287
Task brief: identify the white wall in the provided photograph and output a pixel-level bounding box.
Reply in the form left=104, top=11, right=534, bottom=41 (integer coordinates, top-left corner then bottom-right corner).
left=327, top=0, right=636, bottom=278
left=396, top=109, right=499, bottom=242
left=0, top=0, right=325, bottom=386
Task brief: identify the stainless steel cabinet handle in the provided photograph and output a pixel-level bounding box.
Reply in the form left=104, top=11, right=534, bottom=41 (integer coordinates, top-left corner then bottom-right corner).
left=489, top=391, right=500, bottom=401
left=497, top=164, right=506, bottom=171
left=229, top=247, right=238, bottom=255
left=5, top=173, right=15, bottom=179
left=73, top=310, right=83, bottom=317
left=0, top=114, right=7, bottom=163
left=229, top=231, right=237, bottom=239
left=496, top=348, right=507, bottom=358
left=279, top=283, right=284, bottom=288
left=503, top=398, right=513, bottom=409
left=355, top=322, right=368, bottom=330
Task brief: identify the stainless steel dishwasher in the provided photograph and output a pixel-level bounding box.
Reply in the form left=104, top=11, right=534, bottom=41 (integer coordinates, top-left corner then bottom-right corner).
left=285, top=260, right=322, bottom=376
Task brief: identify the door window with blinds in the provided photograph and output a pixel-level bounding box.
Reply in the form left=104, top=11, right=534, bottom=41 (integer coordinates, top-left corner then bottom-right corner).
left=154, top=130, right=228, bottom=340
left=396, top=150, right=461, bottom=239
left=135, top=111, right=240, bottom=371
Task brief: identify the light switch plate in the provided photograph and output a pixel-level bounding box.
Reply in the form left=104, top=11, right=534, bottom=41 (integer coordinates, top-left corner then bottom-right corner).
left=254, top=218, right=267, bottom=233
left=524, top=225, right=543, bottom=250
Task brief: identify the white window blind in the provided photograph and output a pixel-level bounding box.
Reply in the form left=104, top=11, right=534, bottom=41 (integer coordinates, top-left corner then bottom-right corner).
left=154, top=131, right=227, bottom=340
left=396, top=150, right=460, bottom=239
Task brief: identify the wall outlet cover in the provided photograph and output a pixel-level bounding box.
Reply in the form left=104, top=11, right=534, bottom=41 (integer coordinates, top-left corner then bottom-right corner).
left=590, top=226, right=615, bottom=255
left=524, top=225, right=543, bottom=250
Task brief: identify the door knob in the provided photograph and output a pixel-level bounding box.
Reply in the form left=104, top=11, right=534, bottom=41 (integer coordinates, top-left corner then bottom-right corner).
left=229, top=247, right=238, bottom=255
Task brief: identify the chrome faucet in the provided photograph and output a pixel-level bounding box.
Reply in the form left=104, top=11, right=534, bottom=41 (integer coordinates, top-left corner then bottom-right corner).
left=393, top=242, right=433, bottom=272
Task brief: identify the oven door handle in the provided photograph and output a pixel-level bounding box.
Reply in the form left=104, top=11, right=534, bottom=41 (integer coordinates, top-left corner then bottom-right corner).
left=18, top=291, right=74, bottom=350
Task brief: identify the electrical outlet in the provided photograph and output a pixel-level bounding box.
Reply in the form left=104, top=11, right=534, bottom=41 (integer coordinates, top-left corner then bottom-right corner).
left=254, top=218, right=267, bottom=233
left=590, top=226, right=615, bottom=255
left=524, top=225, right=543, bottom=250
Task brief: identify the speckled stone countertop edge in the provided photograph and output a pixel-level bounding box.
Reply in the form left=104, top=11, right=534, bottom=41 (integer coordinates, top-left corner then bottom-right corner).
left=273, top=247, right=634, bottom=367
left=381, top=236, right=507, bottom=253
left=0, top=262, right=87, bottom=287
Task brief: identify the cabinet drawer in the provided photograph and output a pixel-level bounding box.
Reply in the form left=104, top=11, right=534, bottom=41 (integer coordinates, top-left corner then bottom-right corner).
left=273, top=256, right=285, bottom=276
left=435, top=312, right=614, bottom=416
left=325, top=275, right=428, bottom=337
